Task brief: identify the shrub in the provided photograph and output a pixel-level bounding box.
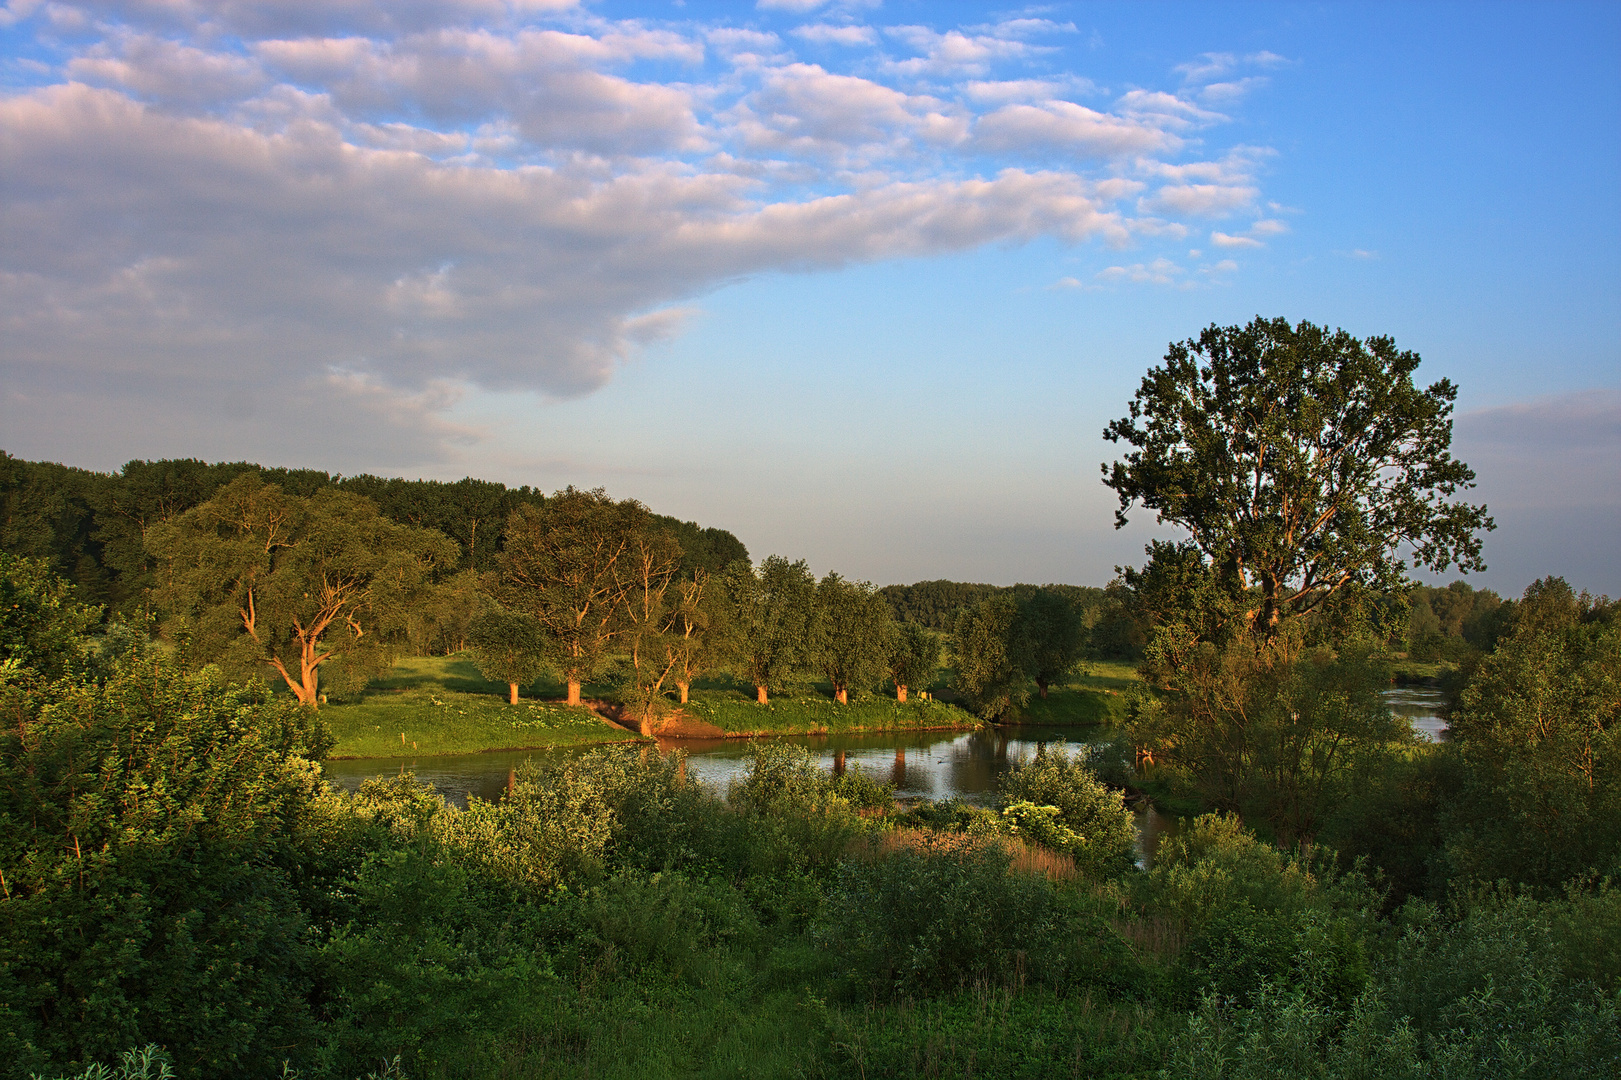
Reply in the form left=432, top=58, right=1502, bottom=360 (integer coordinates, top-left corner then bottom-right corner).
left=819, top=834, right=1064, bottom=998
left=0, top=658, right=325, bottom=1079
left=999, top=746, right=1137, bottom=877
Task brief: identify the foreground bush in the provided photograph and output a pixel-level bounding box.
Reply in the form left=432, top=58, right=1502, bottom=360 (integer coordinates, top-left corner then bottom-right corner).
left=999, top=745, right=1138, bottom=877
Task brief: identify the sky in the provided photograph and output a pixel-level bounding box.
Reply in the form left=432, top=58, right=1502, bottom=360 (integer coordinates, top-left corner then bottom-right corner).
left=1, top=0, right=1617, bottom=595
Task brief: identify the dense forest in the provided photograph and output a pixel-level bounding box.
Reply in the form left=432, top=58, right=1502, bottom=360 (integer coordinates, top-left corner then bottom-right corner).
left=2, top=319, right=1617, bottom=1079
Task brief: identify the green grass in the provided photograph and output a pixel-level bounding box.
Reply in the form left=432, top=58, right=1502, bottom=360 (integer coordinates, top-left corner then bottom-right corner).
left=1004, top=661, right=1142, bottom=728
left=683, top=687, right=980, bottom=736
left=324, top=655, right=640, bottom=759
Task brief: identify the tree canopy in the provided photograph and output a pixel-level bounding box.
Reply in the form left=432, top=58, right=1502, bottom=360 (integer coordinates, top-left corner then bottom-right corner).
left=145, top=475, right=457, bottom=705
left=1103, top=317, right=1492, bottom=642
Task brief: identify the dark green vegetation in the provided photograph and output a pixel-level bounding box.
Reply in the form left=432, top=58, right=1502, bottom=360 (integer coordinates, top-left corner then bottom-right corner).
left=4, top=316, right=1619, bottom=1078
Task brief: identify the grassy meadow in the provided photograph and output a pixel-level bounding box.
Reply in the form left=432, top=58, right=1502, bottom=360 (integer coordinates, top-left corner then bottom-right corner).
left=323, top=656, right=640, bottom=758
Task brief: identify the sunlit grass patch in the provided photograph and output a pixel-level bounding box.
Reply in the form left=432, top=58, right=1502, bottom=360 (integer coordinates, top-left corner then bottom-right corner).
left=324, top=690, right=639, bottom=758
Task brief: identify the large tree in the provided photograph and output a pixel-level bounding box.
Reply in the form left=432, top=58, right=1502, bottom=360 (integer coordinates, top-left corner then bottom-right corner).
left=951, top=595, right=1030, bottom=721
left=1103, top=317, right=1492, bottom=643
left=886, top=621, right=939, bottom=703
left=495, top=488, right=650, bottom=707
left=727, top=555, right=816, bottom=705
left=468, top=607, right=550, bottom=705
left=146, top=475, right=457, bottom=705
left=811, top=573, right=893, bottom=704
left=1018, top=587, right=1086, bottom=698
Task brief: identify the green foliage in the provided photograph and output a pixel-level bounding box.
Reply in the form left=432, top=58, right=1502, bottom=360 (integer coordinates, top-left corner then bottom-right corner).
left=725, top=555, right=817, bottom=701
left=467, top=606, right=549, bottom=700
left=2, top=452, right=749, bottom=612
left=1131, top=636, right=1408, bottom=845
left=884, top=620, right=939, bottom=699
left=998, top=746, right=1137, bottom=877
left=145, top=474, right=459, bottom=704
left=1442, top=579, right=1621, bottom=888
left=827, top=988, right=1172, bottom=1080
left=0, top=654, right=328, bottom=1078
left=494, top=488, right=655, bottom=698
left=1104, top=316, right=1492, bottom=641
left=0, top=552, right=101, bottom=684
left=951, top=595, right=1030, bottom=720
left=810, top=573, right=893, bottom=703
left=29, top=1044, right=175, bottom=1080
left=1017, top=588, right=1087, bottom=697
left=818, top=837, right=1065, bottom=998
left=1165, top=886, right=1621, bottom=1079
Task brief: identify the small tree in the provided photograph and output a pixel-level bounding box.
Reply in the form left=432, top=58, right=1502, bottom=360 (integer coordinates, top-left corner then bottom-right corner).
left=1018, top=588, right=1085, bottom=698
left=812, top=572, right=893, bottom=704
left=616, top=525, right=684, bottom=734
left=468, top=608, right=549, bottom=705
left=886, top=621, right=939, bottom=703
left=727, top=555, right=816, bottom=704
left=951, top=595, right=1030, bottom=721
left=665, top=568, right=726, bottom=706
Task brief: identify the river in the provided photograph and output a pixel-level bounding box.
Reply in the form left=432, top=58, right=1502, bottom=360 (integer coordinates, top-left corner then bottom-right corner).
left=322, top=686, right=1447, bottom=867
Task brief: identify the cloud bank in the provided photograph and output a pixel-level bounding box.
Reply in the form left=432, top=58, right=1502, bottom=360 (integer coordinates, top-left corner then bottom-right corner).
left=1, top=1, right=1284, bottom=463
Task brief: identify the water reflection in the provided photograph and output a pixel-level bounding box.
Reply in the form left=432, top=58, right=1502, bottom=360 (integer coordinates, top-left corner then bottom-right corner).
left=323, top=727, right=1182, bottom=866
left=324, top=726, right=1110, bottom=810
left=1384, top=686, right=1449, bottom=741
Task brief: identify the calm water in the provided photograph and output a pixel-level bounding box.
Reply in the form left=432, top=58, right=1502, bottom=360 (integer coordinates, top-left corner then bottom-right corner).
left=322, top=687, right=1448, bottom=866
left=1384, top=685, right=1449, bottom=741
left=324, top=726, right=1178, bottom=865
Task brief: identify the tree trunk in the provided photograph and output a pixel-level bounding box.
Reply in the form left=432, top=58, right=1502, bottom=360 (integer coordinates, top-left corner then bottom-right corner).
left=756, top=685, right=768, bottom=704
left=677, top=681, right=689, bottom=705
left=833, top=750, right=846, bottom=776
left=1036, top=677, right=1049, bottom=699
left=835, top=686, right=848, bottom=705
left=896, top=684, right=908, bottom=703
left=509, top=682, right=520, bottom=705
left=639, top=714, right=654, bottom=738
left=567, top=678, right=581, bottom=706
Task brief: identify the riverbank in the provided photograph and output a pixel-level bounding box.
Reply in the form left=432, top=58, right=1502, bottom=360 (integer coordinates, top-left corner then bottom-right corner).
left=323, top=656, right=1142, bottom=759
left=678, top=688, right=980, bottom=737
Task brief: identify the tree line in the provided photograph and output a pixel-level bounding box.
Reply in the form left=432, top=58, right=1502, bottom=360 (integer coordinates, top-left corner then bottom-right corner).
left=0, top=451, right=746, bottom=610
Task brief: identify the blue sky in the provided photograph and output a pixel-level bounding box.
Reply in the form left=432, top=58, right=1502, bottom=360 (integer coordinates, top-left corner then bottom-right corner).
left=1, top=0, right=1616, bottom=594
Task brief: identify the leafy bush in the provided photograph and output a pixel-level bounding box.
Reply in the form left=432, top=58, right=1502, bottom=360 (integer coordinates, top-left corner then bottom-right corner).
left=0, top=657, right=327, bottom=1079
left=818, top=835, right=1064, bottom=998
left=999, top=746, right=1137, bottom=877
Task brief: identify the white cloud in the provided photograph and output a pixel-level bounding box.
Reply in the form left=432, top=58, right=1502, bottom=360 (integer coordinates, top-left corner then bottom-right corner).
left=1211, top=231, right=1262, bottom=248
left=790, top=23, right=876, bottom=47
left=0, top=4, right=1286, bottom=461
left=731, top=64, right=967, bottom=162
left=1096, top=257, right=1184, bottom=285
left=883, top=26, right=1039, bottom=77
left=1250, top=217, right=1289, bottom=235
left=1141, top=183, right=1258, bottom=217
left=964, top=78, right=1075, bottom=104
left=1116, top=89, right=1224, bottom=129
left=973, top=100, right=1176, bottom=158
